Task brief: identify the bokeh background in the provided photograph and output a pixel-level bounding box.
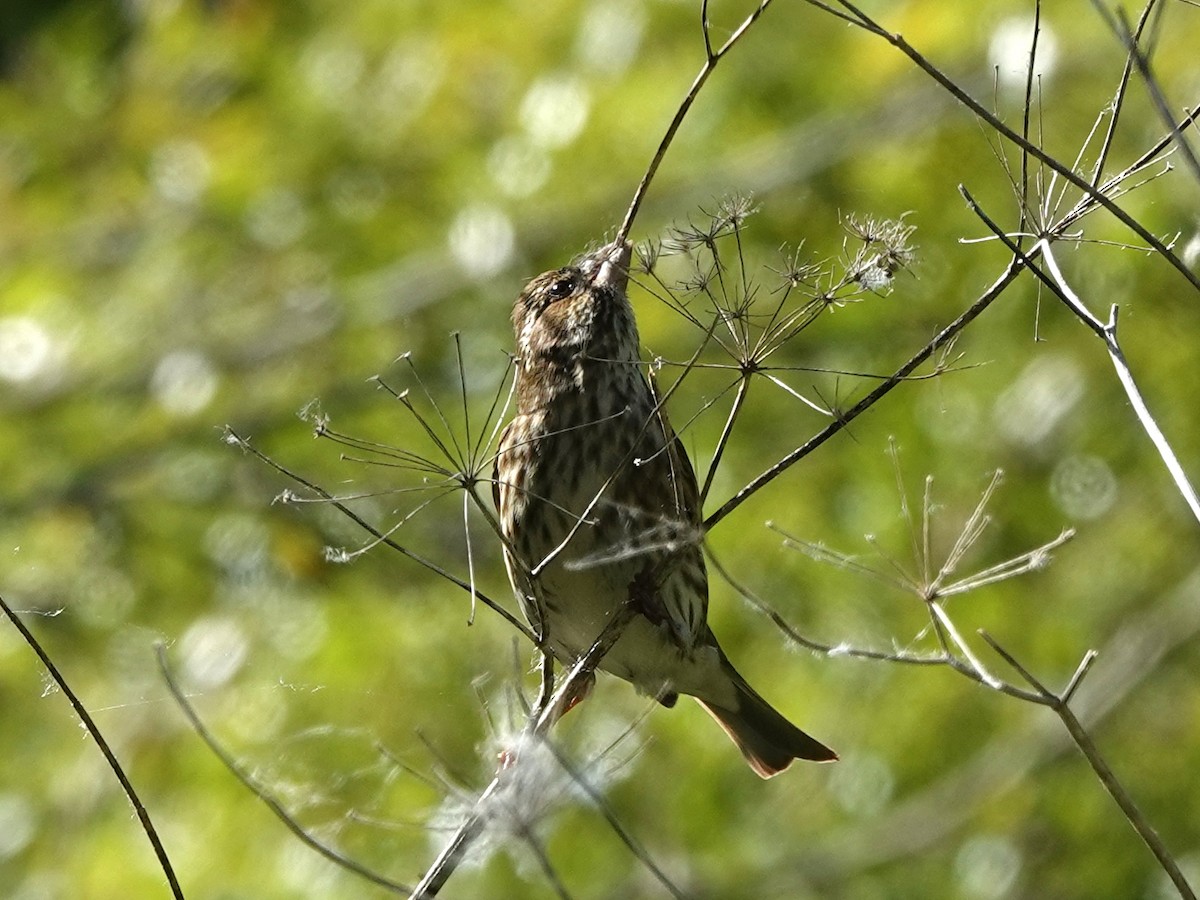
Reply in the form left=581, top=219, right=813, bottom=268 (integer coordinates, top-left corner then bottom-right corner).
left=2, top=1, right=1199, bottom=897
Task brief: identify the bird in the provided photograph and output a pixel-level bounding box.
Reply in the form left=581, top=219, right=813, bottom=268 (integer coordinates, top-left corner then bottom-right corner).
left=492, top=239, right=835, bottom=777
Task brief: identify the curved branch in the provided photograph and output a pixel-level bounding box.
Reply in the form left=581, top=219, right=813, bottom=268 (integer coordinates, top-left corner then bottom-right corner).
left=616, top=1, right=775, bottom=244
left=156, top=645, right=410, bottom=894
left=980, top=633, right=1197, bottom=900
left=1, top=596, right=185, bottom=899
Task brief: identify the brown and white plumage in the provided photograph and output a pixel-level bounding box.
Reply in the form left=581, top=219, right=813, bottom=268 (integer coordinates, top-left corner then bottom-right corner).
left=493, top=241, right=835, bottom=776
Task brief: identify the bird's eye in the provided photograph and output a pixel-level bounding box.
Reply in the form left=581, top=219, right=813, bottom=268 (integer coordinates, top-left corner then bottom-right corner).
left=547, top=276, right=575, bottom=300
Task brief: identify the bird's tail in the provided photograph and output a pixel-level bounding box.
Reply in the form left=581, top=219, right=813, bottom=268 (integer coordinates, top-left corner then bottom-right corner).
left=697, top=656, right=836, bottom=778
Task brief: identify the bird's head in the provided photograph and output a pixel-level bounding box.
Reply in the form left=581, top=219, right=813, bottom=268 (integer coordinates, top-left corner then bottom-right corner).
left=511, top=241, right=636, bottom=366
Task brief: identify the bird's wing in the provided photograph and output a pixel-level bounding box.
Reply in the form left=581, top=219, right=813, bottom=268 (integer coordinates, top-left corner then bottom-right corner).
left=646, top=370, right=709, bottom=645
left=646, top=370, right=702, bottom=527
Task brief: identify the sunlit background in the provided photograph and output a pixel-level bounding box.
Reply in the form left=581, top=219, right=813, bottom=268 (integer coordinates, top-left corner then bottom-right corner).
left=2, top=1, right=1199, bottom=898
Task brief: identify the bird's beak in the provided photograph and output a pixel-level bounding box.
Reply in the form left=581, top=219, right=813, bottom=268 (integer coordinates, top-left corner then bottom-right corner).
left=587, top=241, right=632, bottom=293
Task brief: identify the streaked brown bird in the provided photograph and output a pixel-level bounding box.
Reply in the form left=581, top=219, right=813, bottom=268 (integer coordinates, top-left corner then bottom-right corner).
left=493, top=240, right=835, bottom=776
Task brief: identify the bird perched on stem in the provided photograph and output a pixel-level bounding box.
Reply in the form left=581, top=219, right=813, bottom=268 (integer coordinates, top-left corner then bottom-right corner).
left=493, top=240, right=835, bottom=776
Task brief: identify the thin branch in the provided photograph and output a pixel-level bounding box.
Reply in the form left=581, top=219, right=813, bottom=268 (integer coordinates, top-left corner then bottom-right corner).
left=1065, top=103, right=1200, bottom=232
left=928, top=601, right=1002, bottom=690
left=1016, top=0, right=1044, bottom=239
left=810, top=0, right=1200, bottom=292
left=616, top=0, right=775, bottom=244
left=700, top=374, right=751, bottom=505
left=979, top=632, right=1197, bottom=900
left=1091, top=0, right=1200, bottom=185
left=1, top=595, right=185, bottom=900
left=705, top=259, right=1026, bottom=531
left=937, top=527, right=1075, bottom=598
left=536, top=734, right=691, bottom=899
left=409, top=777, right=496, bottom=899
left=1089, top=0, right=1160, bottom=188
left=156, top=645, right=410, bottom=894
left=956, top=191, right=1200, bottom=526
left=411, top=601, right=639, bottom=898
left=1061, top=649, right=1099, bottom=706
left=534, top=601, right=639, bottom=734
left=519, top=828, right=574, bottom=900
left=224, top=428, right=537, bottom=644
left=708, top=548, right=1044, bottom=703
left=1040, top=245, right=1200, bottom=526
left=930, top=470, right=1003, bottom=595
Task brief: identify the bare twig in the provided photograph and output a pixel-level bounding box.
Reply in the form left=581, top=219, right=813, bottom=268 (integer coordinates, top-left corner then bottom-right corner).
left=1090, top=0, right=1200, bottom=185
left=1, top=596, right=185, bottom=900
left=156, top=645, right=411, bottom=894
left=410, top=601, right=638, bottom=899
left=224, top=428, right=538, bottom=644
left=1065, top=103, right=1200, bottom=232
left=700, top=375, right=751, bottom=505
left=957, top=190, right=1200, bottom=526
left=760, top=568, right=1200, bottom=895
left=928, top=601, right=1003, bottom=690
left=616, top=0, right=775, bottom=244
left=1038, top=243, right=1200, bottom=525
left=705, top=259, right=1026, bottom=531
left=1089, top=0, right=1161, bottom=188
left=536, top=733, right=691, bottom=899
left=979, top=632, right=1197, bottom=900
left=409, top=776, right=495, bottom=899
left=1016, top=0, right=1044, bottom=239
left=805, top=0, right=1200, bottom=291
left=744, top=383, right=1194, bottom=899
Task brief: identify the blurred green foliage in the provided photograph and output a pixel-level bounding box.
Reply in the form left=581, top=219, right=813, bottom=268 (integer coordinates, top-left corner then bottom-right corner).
left=2, top=1, right=1199, bottom=898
